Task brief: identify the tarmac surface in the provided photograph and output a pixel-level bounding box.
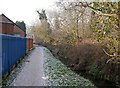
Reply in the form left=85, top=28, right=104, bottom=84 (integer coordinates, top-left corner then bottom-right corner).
left=11, top=46, right=47, bottom=86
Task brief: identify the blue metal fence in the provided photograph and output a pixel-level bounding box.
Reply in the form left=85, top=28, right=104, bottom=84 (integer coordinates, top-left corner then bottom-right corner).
left=0, top=34, right=26, bottom=76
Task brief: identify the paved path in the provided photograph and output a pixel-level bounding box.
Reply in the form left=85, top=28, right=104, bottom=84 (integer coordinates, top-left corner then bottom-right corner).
left=11, top=46, right=46, bottom=86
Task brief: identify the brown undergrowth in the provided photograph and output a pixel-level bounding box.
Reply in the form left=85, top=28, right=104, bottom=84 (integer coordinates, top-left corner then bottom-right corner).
left=39, top=40, right=120, bottom=85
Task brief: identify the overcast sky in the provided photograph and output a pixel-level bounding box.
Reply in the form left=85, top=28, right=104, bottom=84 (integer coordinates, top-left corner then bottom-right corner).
left=0, top=0, right=57, bottom=25
left=1, top=0, right=117, bottom=26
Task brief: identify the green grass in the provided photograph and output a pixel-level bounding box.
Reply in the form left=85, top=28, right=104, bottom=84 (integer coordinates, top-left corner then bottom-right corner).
left=43, top=47, right=96, bottom=87
left=0, top=77, right=2, bottom=86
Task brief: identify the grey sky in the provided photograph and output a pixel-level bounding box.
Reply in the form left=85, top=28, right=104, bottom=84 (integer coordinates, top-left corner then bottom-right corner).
left=0, top=0, right=57, bottom=25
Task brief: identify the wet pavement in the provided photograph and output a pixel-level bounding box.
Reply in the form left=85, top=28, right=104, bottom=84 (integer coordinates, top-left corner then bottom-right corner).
left=11, top=47, right=46, bottom=86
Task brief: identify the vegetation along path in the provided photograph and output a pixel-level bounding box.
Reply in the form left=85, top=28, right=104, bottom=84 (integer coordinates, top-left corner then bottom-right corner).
left=11, top=46, right=96, bottom=87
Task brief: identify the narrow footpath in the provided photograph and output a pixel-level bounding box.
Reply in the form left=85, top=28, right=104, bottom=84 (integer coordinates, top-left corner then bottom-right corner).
left=10, top=46, right=95, bottom=87
left=11, top=46, right=46, bottom=86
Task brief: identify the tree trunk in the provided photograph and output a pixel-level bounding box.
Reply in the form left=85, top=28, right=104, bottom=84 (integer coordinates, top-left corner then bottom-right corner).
left=118, top=1, right=120, bottom=55
left=76, top=13, right=79, bottom=46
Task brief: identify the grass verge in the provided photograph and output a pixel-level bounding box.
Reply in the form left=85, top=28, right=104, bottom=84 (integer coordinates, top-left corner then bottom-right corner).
left=43, top=47, right=96, bottom=87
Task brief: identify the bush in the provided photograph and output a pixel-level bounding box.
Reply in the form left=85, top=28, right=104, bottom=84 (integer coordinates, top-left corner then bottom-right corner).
left=66, top=43, right=109, bottom=71
left=42, top=42, right=120, bottom=84
left=88, top=64, right=101, bottom=77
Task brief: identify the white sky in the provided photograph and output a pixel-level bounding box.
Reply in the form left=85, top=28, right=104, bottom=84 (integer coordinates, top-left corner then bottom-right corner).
left=0, top=0, right=57, bottom=26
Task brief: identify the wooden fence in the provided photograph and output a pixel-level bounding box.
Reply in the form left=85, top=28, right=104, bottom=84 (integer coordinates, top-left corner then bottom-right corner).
left=26, top=38, right=33, bottom=51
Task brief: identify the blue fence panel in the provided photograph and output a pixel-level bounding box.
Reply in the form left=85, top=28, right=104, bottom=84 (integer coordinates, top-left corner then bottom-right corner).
left=0, top=34, right=26, bottom=76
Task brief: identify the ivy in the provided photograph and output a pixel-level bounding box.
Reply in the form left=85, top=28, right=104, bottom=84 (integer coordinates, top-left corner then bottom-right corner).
left=91, top=2, right=119, bottom=58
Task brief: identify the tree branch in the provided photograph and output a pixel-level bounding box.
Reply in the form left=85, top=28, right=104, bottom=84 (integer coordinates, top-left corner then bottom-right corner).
left=81, top=2, right=118, bottom=18
left=103, top=48, right=120, bottom=57
left=88, top=5, right=118, bottom=18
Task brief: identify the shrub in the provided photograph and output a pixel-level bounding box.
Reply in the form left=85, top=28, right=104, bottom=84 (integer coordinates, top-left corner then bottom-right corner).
left=66, top=43, right=109, bottom=71
left=88, top=64, right=101, bottom=77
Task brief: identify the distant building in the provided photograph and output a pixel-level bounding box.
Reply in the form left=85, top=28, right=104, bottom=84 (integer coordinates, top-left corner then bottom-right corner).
left=0, top=14, right=26, bottom=37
